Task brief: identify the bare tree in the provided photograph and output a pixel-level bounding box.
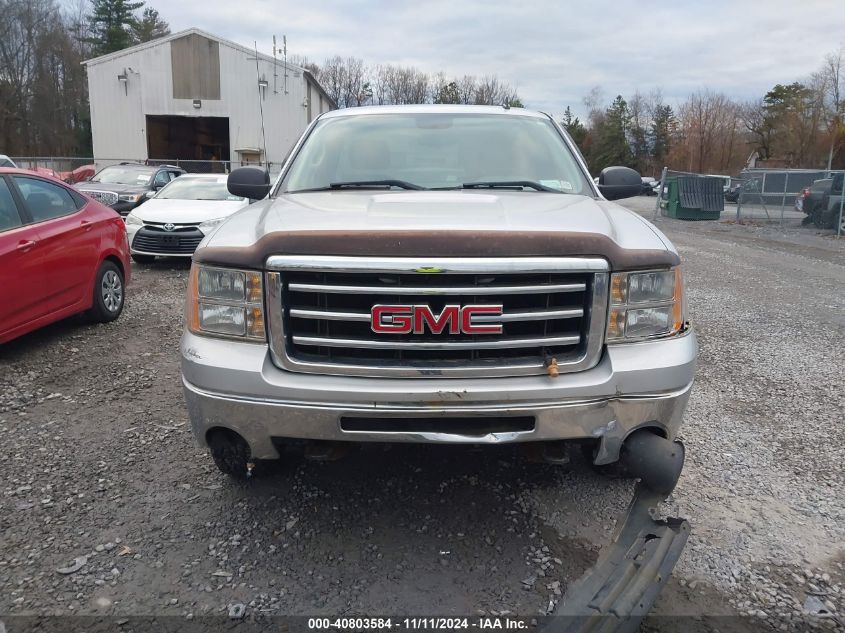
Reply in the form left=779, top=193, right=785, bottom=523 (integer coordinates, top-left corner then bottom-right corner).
left=821, top=48, right=844, bottom=169
left=456, top=75, right=477, bottom=105
left=0, top=0, right=90, bottom=154
left=288, top=54, right=320, bottom=80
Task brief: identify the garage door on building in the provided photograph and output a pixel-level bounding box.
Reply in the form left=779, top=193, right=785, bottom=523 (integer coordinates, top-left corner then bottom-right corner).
left=146, top=115, right=230, bottom=168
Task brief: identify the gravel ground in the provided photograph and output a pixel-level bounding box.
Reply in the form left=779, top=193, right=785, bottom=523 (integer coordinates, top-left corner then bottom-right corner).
left=1, top=199, right=843, bottom=630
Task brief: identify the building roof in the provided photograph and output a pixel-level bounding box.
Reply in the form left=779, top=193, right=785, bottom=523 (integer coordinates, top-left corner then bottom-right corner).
left=82, top=27, right=303, bottom=73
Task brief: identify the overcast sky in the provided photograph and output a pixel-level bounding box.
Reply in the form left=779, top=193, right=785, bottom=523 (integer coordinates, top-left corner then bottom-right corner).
left=157, top=0, right=843, bottom=116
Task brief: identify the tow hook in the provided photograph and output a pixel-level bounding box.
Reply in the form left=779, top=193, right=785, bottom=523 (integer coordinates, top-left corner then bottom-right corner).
left=546, top=357, right=560, bottom=378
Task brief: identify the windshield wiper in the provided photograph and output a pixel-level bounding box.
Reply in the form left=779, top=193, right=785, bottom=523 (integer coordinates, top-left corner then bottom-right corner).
left=462, top=181, right=562, bottom=193
left=289, top=179, right=424, bottom=193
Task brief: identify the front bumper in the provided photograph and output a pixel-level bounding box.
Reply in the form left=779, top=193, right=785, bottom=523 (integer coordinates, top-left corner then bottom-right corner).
left=181, top=329, right=697, bottom=462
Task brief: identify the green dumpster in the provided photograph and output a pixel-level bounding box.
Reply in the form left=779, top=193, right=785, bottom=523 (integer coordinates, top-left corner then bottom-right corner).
left=660, top=176, right=723, bottom=220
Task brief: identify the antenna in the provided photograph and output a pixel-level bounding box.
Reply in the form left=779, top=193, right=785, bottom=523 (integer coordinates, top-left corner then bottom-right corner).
left=253, top=41, right=268, bottom=169
left=272, top=35, right=278, bottom=94
left=283, top=35, right=288, bottom=95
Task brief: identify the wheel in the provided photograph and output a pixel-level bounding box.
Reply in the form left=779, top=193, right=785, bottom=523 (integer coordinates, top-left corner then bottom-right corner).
left=131, top=253, right=156, bottom=264
left=86, top=261, right=125, bottom=323
left=208, top=429, right=254, bottom=479
left=810, top=204, right=830, bottom=229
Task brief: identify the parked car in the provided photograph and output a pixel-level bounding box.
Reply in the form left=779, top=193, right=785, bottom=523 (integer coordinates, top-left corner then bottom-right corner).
left=125, top=174, right=250, bottom=263
left=640, top=177, right=659, bottom=196
left=0, top=155, right=17, bottom=168
left=181, top=105, right=695, bottom=502
left=724, top=182, right=743, bottom=203
left=75, top=162, right=185, bottom=216
left=801, top=173, right=844, bottom=229
left=60, top=164, right=96, bottom=185
left=0, top=168, right=130, bottom=343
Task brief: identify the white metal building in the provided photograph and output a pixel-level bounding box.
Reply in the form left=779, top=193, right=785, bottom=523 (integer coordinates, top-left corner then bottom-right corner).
left=84, top=28, right=335, bottom=168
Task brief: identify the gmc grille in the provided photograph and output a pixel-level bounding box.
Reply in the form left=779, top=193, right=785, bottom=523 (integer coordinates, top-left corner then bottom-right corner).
left=266, top=257, right=609, bottom=378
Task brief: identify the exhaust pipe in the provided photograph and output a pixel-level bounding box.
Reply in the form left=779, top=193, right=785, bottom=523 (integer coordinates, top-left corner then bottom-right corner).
left=619, top=429, right=685, bottom=496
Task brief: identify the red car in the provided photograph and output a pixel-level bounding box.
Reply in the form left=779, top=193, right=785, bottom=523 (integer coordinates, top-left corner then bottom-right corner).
left=0, top=168, right=130, bottom=344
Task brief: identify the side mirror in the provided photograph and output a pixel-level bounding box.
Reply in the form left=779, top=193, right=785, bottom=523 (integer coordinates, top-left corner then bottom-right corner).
left=228, top=167, right=271, bottom=200
left=597, top=166, right=643, bottom=201
left=144, top=191, right=156, bottom=199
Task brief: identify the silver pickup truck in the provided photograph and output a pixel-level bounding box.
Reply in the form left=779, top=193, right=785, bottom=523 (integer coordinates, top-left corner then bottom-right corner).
left=181, top=105, right=696, bottom=495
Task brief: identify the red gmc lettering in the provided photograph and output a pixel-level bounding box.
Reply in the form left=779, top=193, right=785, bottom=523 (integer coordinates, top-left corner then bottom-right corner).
left=413, top=305, right=459, bottom=334
left=371, top=305, right=503, bottom=335
left=371, top=305, right=413, bottom=333
left=461, top=305, right=503, bottom=334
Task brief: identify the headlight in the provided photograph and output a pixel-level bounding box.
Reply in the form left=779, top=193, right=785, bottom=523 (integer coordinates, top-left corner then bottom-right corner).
left=606, top=267, right=686, bottom=342
left=118, top=193, right=142, bottom=203
left=124, top=213, right=143, bottom=226
left=186, top=265, right=265, bottom=341
left=198, top=217, right=226, bottom=230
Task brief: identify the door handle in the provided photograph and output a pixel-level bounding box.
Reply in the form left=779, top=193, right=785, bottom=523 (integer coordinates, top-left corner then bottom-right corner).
left=81, top=219, right=92, bottom=231
left=16, top=240, right=37, bottom=252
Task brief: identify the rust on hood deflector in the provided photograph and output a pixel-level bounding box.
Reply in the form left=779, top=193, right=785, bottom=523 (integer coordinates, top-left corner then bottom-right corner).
left=193, top=230, right=680, bottom=271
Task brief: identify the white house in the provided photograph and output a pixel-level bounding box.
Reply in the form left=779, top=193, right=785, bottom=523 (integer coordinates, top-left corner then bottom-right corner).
left=83, top=28, right=335, bottom=169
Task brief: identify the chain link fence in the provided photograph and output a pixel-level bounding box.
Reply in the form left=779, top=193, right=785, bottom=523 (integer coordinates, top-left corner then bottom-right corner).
left=733, top=168, right=826, bottom=227
left=651, top=166, right=845, bottom=236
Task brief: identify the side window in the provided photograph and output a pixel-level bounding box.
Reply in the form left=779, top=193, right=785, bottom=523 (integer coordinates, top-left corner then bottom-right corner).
left=153, top=171, right=171, bottom=188
left=168, top=170, right=183, bottom=181
left=13, top=176, right=79, bottom=223
left=0, top=179, right=23, bottom=232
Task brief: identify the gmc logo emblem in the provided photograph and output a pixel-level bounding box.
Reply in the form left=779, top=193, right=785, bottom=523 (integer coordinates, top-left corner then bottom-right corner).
left=371, top=304, right=503, bottom=335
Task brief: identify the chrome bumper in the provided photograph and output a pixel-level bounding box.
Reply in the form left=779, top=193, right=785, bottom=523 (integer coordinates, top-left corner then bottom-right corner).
left=181, top=329, right=696, bottom=463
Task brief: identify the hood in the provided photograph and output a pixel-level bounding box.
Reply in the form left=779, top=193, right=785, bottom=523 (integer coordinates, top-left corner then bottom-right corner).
left=132, top=198, right=250, bottom=223
left=196, top=191, right=678, bottom=271
left=76, top=182, right=148, bottom=195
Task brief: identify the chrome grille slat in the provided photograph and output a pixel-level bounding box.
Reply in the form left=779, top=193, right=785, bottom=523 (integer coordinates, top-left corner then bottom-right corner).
left=289, top=307, right=584, bottom=322
left=287, top=282, right=586, bottom=295
left=265, top=256, right=609, bottom=379
left=292, top=335, right=581, bottom=350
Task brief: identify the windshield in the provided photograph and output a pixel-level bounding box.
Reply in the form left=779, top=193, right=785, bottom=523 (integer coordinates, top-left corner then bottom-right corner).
left=0, top=158, right=14, bottom=168
left=92, top=165, right=156, bottom=186
left=156, top=177, right=246, bottom=201
left=282, top=113, right=592, bottom=194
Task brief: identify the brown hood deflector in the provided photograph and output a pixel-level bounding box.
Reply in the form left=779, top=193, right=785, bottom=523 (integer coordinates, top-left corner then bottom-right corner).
left=194, top=230, right=680, bottom=271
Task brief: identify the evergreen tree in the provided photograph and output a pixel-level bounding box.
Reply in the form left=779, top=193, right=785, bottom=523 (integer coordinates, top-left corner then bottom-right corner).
left=132, top=7, right=169, bottom=43
left=87, top=0, right=144, bottom=56
left=561, top=106, right=587, bottom=147
left=434, top=81, right=460, bottom=104
left=593, top=95, right=632, bottom=170
left=650, top=104, right=675, bottom=167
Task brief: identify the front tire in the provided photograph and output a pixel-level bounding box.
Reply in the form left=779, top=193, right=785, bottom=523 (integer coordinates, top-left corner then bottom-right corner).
left=86, top=261, right=125, bottom=323
left=131, top=253, right=156, bottom=264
